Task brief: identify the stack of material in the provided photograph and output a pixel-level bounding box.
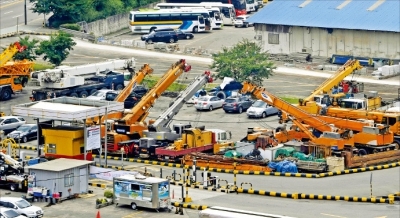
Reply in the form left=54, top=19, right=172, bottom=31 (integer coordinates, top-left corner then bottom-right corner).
left=372, top=64, right=400, bottom=79
left=296, top=160, right=327, bottom=172
left=188, top=152, right=268, bottom=166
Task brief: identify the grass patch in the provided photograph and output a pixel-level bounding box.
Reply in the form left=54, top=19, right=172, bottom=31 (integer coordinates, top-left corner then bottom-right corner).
left=142, top=76, right=186, bottom=92
left=281, top=96, right=299, bottom=104
left=33, top=62, right=54, bottom=71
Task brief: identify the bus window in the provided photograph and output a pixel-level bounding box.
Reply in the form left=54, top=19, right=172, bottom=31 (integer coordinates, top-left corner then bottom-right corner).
left=147, top=14, right=160, bottom=21
left=160, top=13, right=171, bottom=20
left=135, top=14, right=147, bottom=22
left=170, top=13, right=181, bottom=20
left=181, top=13, right=191, bottom=20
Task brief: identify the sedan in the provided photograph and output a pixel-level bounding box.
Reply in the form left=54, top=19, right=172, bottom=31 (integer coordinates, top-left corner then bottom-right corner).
left=234, top=15, right=254, bottom=28
left=175, top=29, right=194, bottom=40
left=7, top=124, right=38, bottom=143
left=0, top=116, right=26, bottom=134
left=246, top=100, right=279, bottom=118
left=223, top=96, right=253, bottom=113
left=194, top=96, right=224, bottom=111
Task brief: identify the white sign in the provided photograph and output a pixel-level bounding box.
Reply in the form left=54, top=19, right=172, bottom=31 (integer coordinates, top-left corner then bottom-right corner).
left=86, top=126, right=101, bottom=150
left=89, top=166, right=138, bottom=181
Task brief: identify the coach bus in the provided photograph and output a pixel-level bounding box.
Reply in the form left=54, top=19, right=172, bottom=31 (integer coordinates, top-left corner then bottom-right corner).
left=166, top=0, right=247, bottom=16
left=129, top=8, right=212, bottom=33
left=155, top=2, right=235, bottom=26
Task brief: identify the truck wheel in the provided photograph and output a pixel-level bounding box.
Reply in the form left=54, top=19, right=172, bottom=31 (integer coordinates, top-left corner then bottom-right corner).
left=216, top=91, right=226, bottom=100
left=70, top=93, right=78, bottom=98
left=10, top=184, right=16, bottom=191
left=116, top=84, right=124, bottom=90
left=79, top=91, right=89, bottom=98
left=0, top=88, right=12, bottom=101
left=131, top=203, right=137, bottom=210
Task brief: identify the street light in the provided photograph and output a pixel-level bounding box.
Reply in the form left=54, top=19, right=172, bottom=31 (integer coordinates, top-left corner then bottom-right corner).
left=24, top=0, right=27, bottom=25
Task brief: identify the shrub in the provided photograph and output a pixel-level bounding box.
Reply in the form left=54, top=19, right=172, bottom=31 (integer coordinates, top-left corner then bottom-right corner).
left=60, top=23, right=81, bottom=31
left=103, top=189, right=113, bottom=198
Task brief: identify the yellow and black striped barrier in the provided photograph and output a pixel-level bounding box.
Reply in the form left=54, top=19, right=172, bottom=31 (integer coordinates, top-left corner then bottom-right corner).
left=236, top=188, right=394, bottom=204
left=172, top=202, right=209, bottom=210
left=318, top=162, right=400, bottom=177
left=169, top=180, right=234, bottom=193
left=15, top=145, right=37, bottom=151
left=88, top=182, right=107, bottom=188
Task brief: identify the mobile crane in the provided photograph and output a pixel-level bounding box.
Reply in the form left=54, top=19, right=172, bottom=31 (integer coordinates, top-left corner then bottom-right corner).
left=0, top=42, right=32, bottom=101
left=240, top=82, right=397, bottom=154
left=102, top=59, right=191, bottom=156
left=0, top=152, right=28, bottom=191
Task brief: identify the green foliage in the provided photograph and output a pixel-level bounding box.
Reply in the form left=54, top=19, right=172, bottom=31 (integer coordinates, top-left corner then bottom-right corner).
left=60, top=23, right=81, bottom=31
left=33, top=63, right=54, bottom=71
left=281, top=96, right=299, bottom=104
left=104, top=189, right=113, bottom=198
left=143, top=76, right=186, bottom=92
left=14, top=36, right=39, bottom=61
left=36, top=31, right=77, bottom=66
left=210, top=38, right=275, bottom=85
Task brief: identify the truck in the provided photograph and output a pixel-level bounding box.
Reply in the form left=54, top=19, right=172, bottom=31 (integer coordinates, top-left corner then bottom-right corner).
left=102, top=59, right=192, bottom=156
left=0, top=42, right=33, bottom=101
left=30, top=59, right=135, bottom=101
left=208, top=77, right=244, bottom=100
left=0, top=152, right=28, bottom=191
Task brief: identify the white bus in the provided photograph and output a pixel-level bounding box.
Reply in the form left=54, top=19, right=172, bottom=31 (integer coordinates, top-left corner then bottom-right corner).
left=198, top=206, right=297, bottom=218
left=129, top=9, right=212, bottom=34
left=155, top=2, right=235, bottom=26
left=246, top=0, right=256, bottom=13
left=174, top=7, right=222, bottom=29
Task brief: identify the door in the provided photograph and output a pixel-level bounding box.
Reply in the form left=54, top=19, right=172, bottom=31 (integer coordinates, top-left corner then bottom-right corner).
left=30, top=125, right=38, bottom=140
left=198, top=16, right=205, bottom=29
left=79, top=168, right=87, bottom=193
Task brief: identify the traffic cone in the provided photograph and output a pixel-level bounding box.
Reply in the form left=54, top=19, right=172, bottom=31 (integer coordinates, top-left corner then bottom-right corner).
left=96, top=210, right=101, bottom=218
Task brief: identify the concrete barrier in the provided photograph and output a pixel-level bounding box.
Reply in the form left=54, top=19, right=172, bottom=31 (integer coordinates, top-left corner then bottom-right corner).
left=88, top=182, right=107, bottom=188
left=172, top=201, right=209, bottom=210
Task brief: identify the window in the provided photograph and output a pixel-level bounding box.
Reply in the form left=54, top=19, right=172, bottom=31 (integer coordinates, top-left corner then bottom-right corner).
left=18, top=117, right=25, bottom=121
left=160, top=13, right=170, bottom=21
left=134, top=14, right=147, bottom=22
left=268, top=33, right=279, bottom=44
left=131, top=184, right=140, bottom=191
left=47, top=143, right=56, bottom=154
left=64, top=173, right=74, bottom=187
left=181, top=13, right=191, bottom=20
left=147, top=14, right=159, bottom=21
left=170, top=14, right=181, bottom=20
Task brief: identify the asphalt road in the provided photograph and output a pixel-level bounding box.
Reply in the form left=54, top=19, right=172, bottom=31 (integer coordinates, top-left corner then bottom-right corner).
left=0, top=0, right=43, bottom=29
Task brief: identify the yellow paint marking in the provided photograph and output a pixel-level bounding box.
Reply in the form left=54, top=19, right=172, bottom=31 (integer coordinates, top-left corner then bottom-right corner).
left=122, top=211, right=143, bottom=218
left=321, top=213, right=347, bottom=218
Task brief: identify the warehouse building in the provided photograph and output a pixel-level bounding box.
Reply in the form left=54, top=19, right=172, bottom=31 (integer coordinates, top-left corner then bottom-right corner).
left=247, top=0, right=400, bottom=60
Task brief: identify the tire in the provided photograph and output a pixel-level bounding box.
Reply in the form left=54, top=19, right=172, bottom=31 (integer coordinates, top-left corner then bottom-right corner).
left=192, top=26, right=199, bottom=33
left=22, top=136, right=28, bottom=143
left=79, top=91, right=89, bottom=98
left=131, top=203, right=137, bottom=210
left=216, top=91, right=226, bottom=100
left=169, top=38, right=174, bottom=43
left=186, top=35, right=191, bottom=39
left=70, top=93, right=78, bottom=98
left=147, top=39, right=153, bottom=44
left=235, top=26, right=238, bottom=28
left=89, top=89, right=97, bottom=95
left=245, top=23, right=249, bottom=28
left=209, top=106, right=213, bottom=111
left=10, top=184, right=16, bottom=191
left=238, top=107, right=243, bottom=114
left=393, top=142, right=399, bottom=150
left=116, top=84, right=124, bottom=90
left=261, top=112, right=267, bottom=118
left=0, top=88, right=12, bottom=101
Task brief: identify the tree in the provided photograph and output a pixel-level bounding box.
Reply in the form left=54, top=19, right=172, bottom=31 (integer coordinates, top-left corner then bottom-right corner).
left=36, top=31, right=77, bottom=66
left=29, top=0, right=92, bottom=23
left=14, top=36, right=39, bottom=61
left=210, top=39, right=275, bottom=85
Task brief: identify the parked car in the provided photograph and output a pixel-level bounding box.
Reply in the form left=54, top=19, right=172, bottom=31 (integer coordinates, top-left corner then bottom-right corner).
left=141, top=28, right=175, bottom=40
left=141, top=31, right=178, bottom=44
left=234, top=15, right=254, bottom=28
left=194, top=96, right=224, bottom=111
left=0, top=116, right=26, bottom=135
left=186, top=89, right=207, bottom=104
left=0, top=208, right=25, bottom=218
left=223, top=96, right=253, bottom=113
left=123, top=92, right=143, bottom=109
left=131, top=85, right=148, bottom=98
left=0, top=197, right=44, bottom=218
left=175, top=29, right=194, bottom=40
left=246, top=100, right=279, bottom=118
left=86, top=89, right=116, bottom=100
left=7, top=124, right=38, bottom=143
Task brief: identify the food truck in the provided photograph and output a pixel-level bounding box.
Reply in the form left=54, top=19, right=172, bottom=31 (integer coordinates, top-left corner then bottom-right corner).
left=113, top=174, right=171, bottom=211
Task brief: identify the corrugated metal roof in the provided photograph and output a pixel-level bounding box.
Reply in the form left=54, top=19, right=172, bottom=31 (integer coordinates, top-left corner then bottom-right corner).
left=247, top=0, right=400, bottom=32
left=27, top=158, right=94, bottom=172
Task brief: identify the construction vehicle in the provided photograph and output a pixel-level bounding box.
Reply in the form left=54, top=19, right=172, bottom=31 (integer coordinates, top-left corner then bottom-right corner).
left=1, top=42, right=33, bottom=101
left=30, top=59, right=135, bottom=101
left=0, top=152, right=28, bottom=191
left=102, top=59, right=191, bottom=156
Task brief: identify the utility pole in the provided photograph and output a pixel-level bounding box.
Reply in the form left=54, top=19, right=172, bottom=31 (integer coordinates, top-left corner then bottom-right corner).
left=24, top=0, right=27, bottom=25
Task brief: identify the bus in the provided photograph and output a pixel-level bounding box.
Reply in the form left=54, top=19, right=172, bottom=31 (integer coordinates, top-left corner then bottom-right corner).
left=198, top=206, right=297, bottom=218
left=166, top=0, right=247, bottom=16
left=155, top=2, right=235, bottom=26
left=246, top=0, right=256, bottom=13
left=129, top=9, right=212, bottom=34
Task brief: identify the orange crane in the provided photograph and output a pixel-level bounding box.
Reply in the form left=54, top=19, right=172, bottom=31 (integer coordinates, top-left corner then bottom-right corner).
left=240, top=82, right=396, bottom=154
left=0, top=42, right=26, bottom=67
left=103, top=59, right=191, bottom=155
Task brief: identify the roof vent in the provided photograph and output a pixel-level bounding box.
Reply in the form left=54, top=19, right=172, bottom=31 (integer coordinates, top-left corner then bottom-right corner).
left=298, top=0, right=312, bottom=8
left=367, top=0, right=386, bottom=11
left=336, top=0, right=352, bottom=10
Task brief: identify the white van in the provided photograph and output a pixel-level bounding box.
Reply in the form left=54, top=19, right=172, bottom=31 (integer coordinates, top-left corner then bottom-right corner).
left=0, top=208, right=25, bottom=218
left=0, top=197, right=43, bottom=218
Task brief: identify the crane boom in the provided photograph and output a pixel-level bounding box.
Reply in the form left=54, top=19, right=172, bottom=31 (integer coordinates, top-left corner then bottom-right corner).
left=120, top=59, right=191, bottom=125
left=0, top=42, right=26, bottom=68
left=147, top=71, right=212, bottom=133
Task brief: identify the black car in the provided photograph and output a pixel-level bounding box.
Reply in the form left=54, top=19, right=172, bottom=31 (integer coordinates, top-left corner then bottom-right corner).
left=104, top=85, right=148, bottom=109
left=132, top=85, right=148, bottom=98
left=124, top=92, right=142, bottom=109
left=7, top=124, right=38, bottom=143
left=175, top=29, right=194, bottom=40
left=223, top=96, right=253, bottom=113
left=141, top=28, right=175, bottom=40
left=141, top=31, right=178, bottom=44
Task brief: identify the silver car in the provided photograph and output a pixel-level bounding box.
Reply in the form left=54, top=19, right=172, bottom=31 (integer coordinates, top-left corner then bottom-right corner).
left=246, top=100, right=279, bottom=118
left=234, top=15, right=254, bottom=28
left=194, top=96, right=224, bottom=111
left=0, top=116, right=26, bottom=134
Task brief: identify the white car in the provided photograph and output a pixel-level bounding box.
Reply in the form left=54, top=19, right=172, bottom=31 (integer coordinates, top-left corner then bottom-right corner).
left=0, top=116, right=26, bottom=135
left=234, top=15, right=254, bottom=28
left=0, top=208, right=25, bottom=218
left=194, top=96, right=224, bottom=111
left=246, top=100, right=279, bottom=118
left=0, top=197, right=43, bottom=218
left=86, top=89, right=118, bottom=101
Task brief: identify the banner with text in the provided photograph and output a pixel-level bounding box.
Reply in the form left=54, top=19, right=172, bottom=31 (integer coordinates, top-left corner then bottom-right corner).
left=89, top=166, right=139, bottom=181
left=86, top=125, right=101, bottom=150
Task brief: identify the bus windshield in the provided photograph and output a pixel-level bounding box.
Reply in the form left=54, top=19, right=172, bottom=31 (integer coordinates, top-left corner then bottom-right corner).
left=232, top=0, right=246, bottom=10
